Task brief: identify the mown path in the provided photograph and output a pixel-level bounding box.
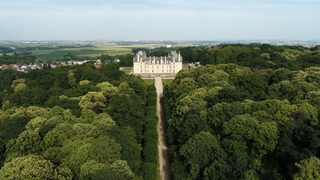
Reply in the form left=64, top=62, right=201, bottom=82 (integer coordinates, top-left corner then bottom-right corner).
left=155, top=77, right=170, bottom=180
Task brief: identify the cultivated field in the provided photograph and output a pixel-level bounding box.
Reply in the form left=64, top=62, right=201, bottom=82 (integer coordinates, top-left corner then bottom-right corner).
left=31, top=46, right=132, bottom=58
left=29, top=43, right=193, bottom=59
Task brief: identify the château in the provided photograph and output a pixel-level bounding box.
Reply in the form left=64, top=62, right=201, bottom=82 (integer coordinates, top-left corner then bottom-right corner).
left=133, top=51, right=183, bottom=77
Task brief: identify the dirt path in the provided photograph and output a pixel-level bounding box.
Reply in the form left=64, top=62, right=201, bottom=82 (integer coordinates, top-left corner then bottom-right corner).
left=155, top=77, right=170, bottom=180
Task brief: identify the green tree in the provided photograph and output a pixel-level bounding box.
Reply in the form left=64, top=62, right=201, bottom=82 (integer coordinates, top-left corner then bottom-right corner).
left=180, top=132, right=226, bottom=179
left=0, top=155, right=73, bottom=180
left=110, top=160, right=135, bottom=180
left=79, top=160, right=110, bottom=180
left=294, top=157, right=320, bottom=180
left=223, top=114, right=278, bottom=155
left=68, top=70, right=77, bottom=88
left=79, top=92, right=107, bottom=113
left=97, top=81, right=119, bottom=99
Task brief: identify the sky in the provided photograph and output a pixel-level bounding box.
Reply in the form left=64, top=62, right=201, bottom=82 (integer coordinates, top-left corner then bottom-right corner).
left=0, top=0, right=319, bottom=41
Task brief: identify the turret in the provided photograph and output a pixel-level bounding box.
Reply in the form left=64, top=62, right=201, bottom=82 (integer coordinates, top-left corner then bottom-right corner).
left=134, top=51, right=148, bottom=62
left=178, top=52, right=182, bottom=62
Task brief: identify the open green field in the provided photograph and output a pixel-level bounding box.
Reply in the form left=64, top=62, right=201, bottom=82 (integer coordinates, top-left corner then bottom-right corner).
left=120, top=67, right=133, bottom=74
left=29, top=43, right=193, bottom=59
left=143, top=79, right=155, bottom=86
left=183, top=63, right=189, bottom=69
left=31, top=46, right=132, bottom=59
left=143, top=79, right=173, bottom=87
left=0, top=52, right=14, bottom=56
left=163, top=79, right=173, bottom=86
left=0, top=42, right=194, bottom=59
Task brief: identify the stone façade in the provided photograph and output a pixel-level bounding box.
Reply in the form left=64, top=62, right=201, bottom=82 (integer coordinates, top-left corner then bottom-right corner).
left=133, top=51, right=183, bottom=77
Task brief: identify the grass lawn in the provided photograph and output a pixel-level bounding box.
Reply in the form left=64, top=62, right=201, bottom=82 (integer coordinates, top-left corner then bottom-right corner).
left=0, top=53, right=14, bottom=56
left=163, top=79, right=173, bottom=86
left=143, top=79, right=172, bottom=87
left=143, top=79, right=154, bottom=86
left=183, top=63, right=190, bottom=69
left=120, top=67, right=133, bottom=74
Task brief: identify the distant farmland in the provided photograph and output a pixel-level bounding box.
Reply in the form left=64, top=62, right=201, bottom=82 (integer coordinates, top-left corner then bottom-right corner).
left=0, top=43, right=194, bottom=59
left=30, top=43, right=193, bottom=59
left=31, top=46, right=133, bottom=58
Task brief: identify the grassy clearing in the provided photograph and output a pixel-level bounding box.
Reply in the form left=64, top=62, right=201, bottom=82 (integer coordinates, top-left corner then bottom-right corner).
left=120, top=67, right=133, bottom=74
left=0, top=53, right=14, bottom=56
left=183, top=63, right=190, bottom=69
left=143, top=79, right=155, bottom=86
left=163, top=79, right=173, bottom=86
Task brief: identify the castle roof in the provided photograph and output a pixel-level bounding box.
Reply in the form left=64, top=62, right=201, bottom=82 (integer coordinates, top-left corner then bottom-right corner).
left=134, top=51, right=182, bottom=64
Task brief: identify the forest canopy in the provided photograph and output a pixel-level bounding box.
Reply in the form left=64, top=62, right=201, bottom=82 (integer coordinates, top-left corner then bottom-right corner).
left=164, top=64, right=320, bottom=180
left=142, top=44, right=320, bottom=70
left=0, top=63, right=158, bottom=179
